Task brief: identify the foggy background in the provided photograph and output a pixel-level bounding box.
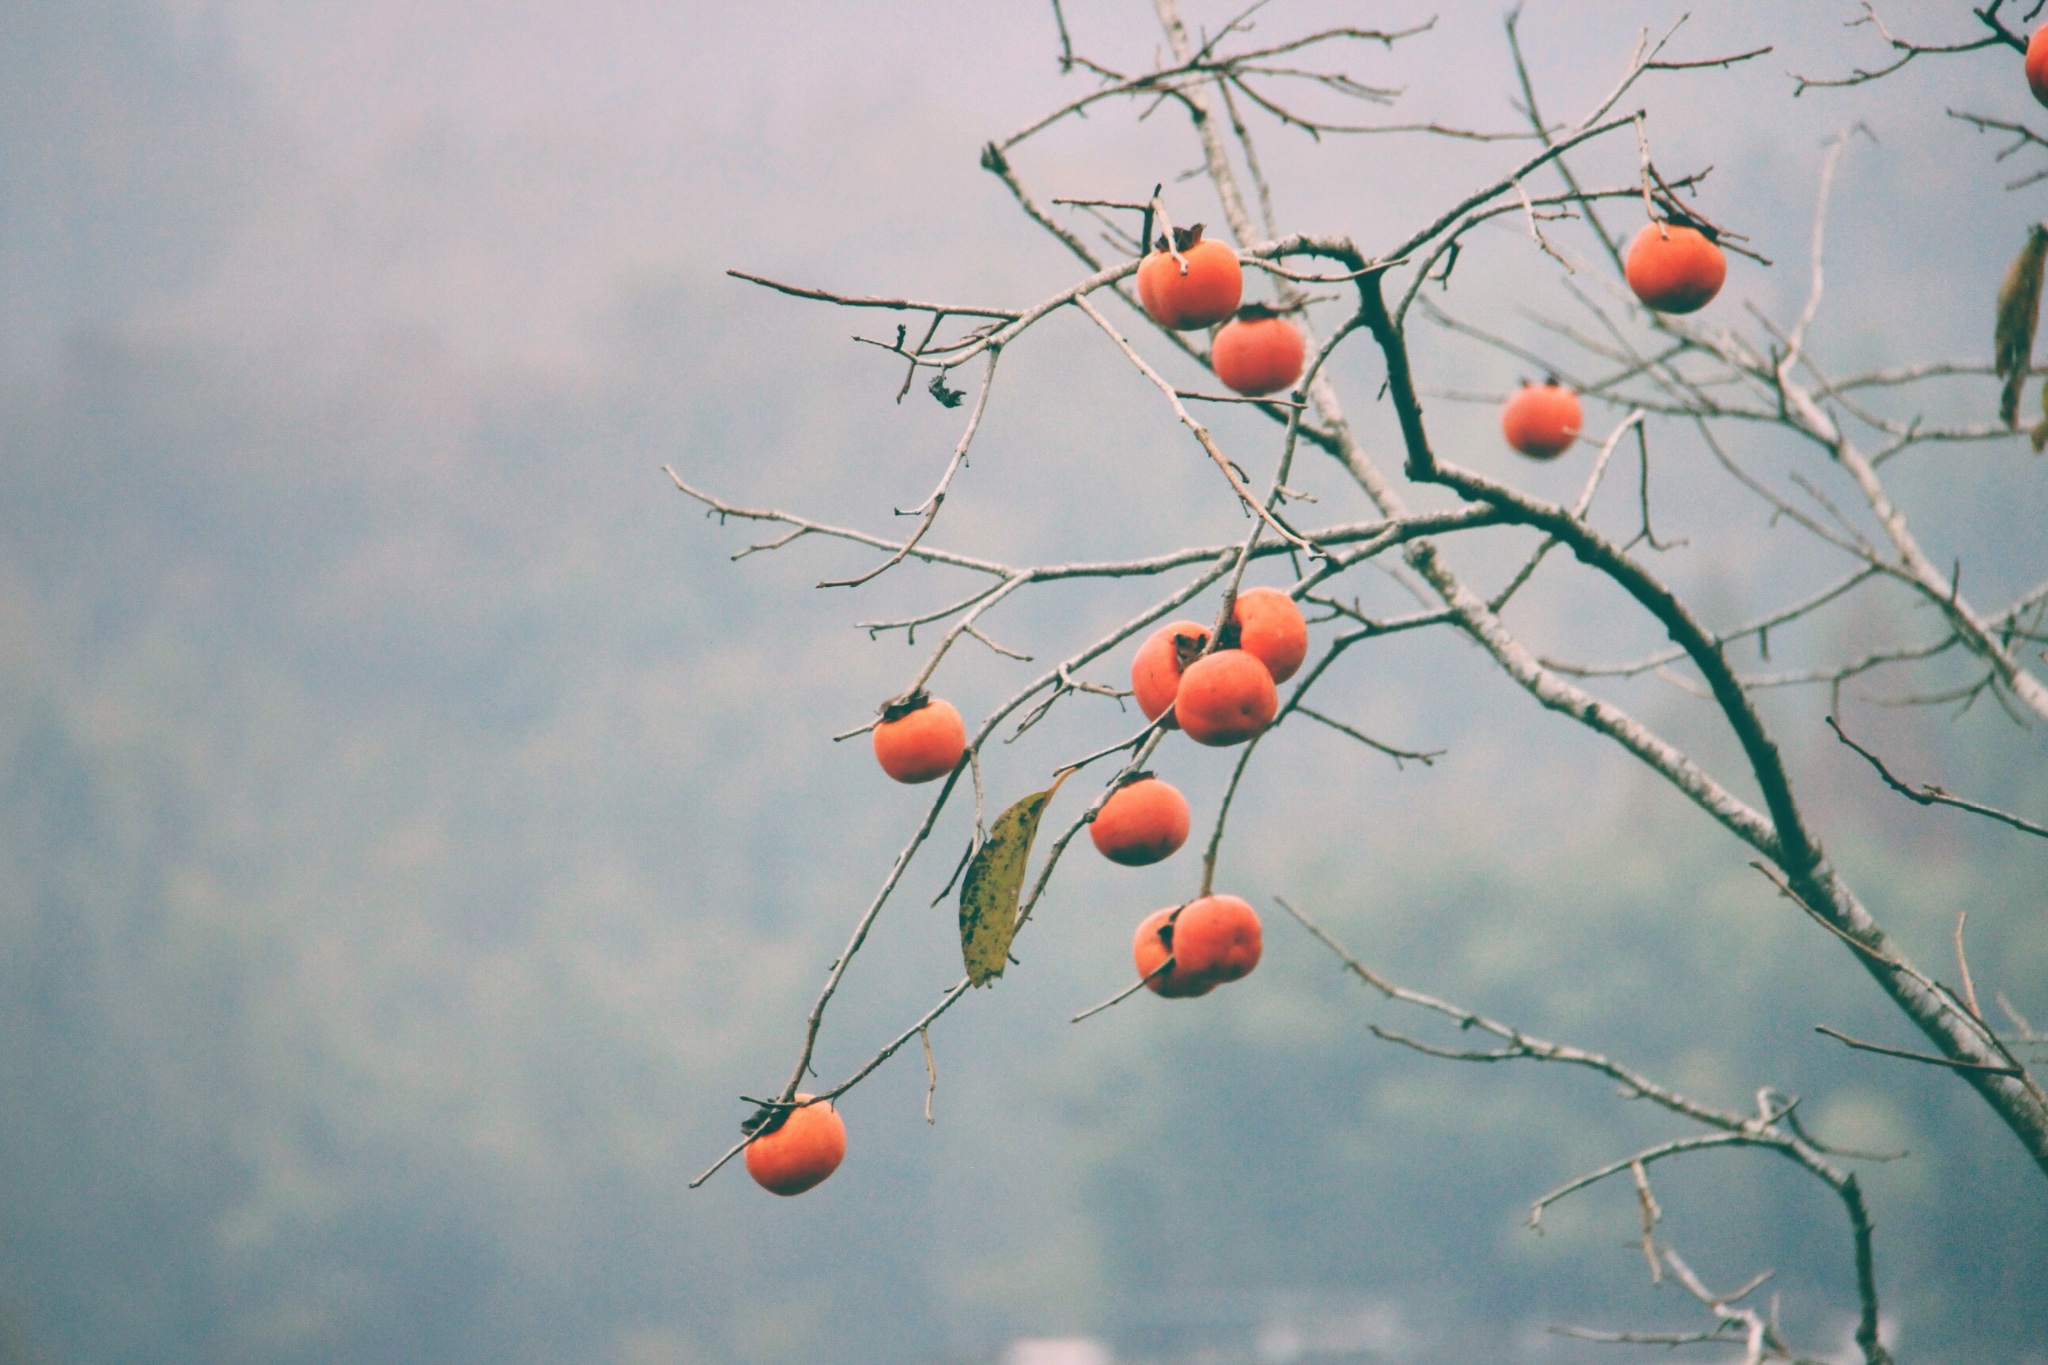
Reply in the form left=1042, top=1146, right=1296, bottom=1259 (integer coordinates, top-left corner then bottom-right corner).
left=1, top=2, right=2044, bottom=1362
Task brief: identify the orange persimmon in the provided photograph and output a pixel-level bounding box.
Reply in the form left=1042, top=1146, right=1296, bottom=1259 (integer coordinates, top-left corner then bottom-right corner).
left=1500, top=380, right=1583, bottom=460
left=1624, top=222, right=1726, bottom=315
left=1211, top=309, right=1306, bottom=396
left=1137, top=226, right=1243, bottom=331
left=1169, top=894, right=1263, bottom=984
left=872, top=691, right=966, bottom=784
left=1230, top=587, right=1308, bottom=684
left=1090, top=775, right=1192, bottom=866
left=2030, top=26, right=2048, bottom=106
left=1174, top=649, right=1277, bottom=747
left=745, top=1095, right=847, bottom=1196
left=1132, top=621, right=1210, bottom=728
left=1133, top=906, right=1217, bottom=998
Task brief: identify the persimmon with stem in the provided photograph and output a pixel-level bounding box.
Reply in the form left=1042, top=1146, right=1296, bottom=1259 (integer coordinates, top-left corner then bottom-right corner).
left=1132, top=906, right=1216, bottom=997
left=745, top=1096, right=847, bottom=1196
left=1624, top=220, right=1726, bottom=314
left=1136, top=225, right=1243, bottom=331
left=1132, top=621, right=1210, bottom=728
left=872, top=691, right=966, bottom=783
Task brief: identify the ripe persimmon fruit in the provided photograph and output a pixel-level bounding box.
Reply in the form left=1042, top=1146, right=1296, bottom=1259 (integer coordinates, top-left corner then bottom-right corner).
left=1174, top=649, right=1278, bottom=746
left=1211, top=307, right=1306, bottom=396
left=1624, top=221, right=1726, bottom=314
left=2029, top=27, right=2048, bottom=106
left=1133, top=906, right=1217, bottom=997
left=1500, top=380, right=1583, bottom=460
left=1169, top=894, right=1263, bottom=984
left=1136, top=225, right=1243, bottom=331
left=1230, top=587, right=1308, bottom=684
left=1132, top=621, right=1210, bottom=728
left=872, top=691, right=966, bottom=783
left=1090, top=774, right=1192, bottom=866
left=745, top=1094, right=847, bottom=1196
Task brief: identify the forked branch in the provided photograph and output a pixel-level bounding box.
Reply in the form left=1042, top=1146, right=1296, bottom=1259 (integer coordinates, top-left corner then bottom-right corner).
left=1283, top=899, right=1893, bottom=1364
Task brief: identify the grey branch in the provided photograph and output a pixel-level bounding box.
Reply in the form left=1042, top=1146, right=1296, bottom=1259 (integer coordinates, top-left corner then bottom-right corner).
left=1282, top=896, right=1893, bottom=1363
left=1827, top=714, right=2048, bottom=839
left=1789, top=3, right=2016, bottom=95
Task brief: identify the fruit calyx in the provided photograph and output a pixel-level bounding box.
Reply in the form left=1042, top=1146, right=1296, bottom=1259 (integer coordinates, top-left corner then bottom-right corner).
left=1233, top=302, right=1286, bottom=322
left=879, top=688, right=934, bottom=723
left=1153, top=223, right=1207, bottom=254
left=1651, top=210, right=1719, bottom=243
left=1213, top=616, right=1243, bottom=652
left=1171, top=629, right=1210, bottom=670
left=741, top=1095, right=801, bottom=1137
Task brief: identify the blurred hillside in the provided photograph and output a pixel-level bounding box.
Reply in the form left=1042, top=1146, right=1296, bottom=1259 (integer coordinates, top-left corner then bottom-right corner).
left=0, top=3, right=2043, bottom=1363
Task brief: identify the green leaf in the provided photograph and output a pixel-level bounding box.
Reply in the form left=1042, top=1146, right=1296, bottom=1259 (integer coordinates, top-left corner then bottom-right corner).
left=1994, top=224, right=2048, bottom=429
left=958, top=772, right=1070, bottom=987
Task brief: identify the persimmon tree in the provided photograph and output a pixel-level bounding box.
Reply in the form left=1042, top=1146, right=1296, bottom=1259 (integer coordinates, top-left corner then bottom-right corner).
left=675, top=3, right=2047, bottom=1358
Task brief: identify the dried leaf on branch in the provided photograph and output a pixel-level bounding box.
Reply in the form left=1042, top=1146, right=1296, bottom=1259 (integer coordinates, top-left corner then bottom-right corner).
left=1994, top=222, right=2048, bottom=428
left=958, top=773, right=1068, bottom=986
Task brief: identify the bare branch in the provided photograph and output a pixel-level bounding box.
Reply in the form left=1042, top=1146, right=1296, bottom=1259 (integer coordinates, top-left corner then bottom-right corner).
left=1293, top=707, right=1442, bottom=766
left=819, top=349, right=1003, bottom=589
left=1282, top=899, right=1765, bottom=1134
left=1950, top=108, right=2048, bottom=189
left=1631, top=1159, right=1663, bottom=1282
left=1529, top=1134, right=1751, bottom=1229
left=1284, top=894, right=1896, bottom=1362
left=1956, top=911, right=1985, bottom=1024
left=1072, top=293, right=1325, bottom=558
left=1816, top=1024, right=2025, bottom=1077
left=921, top=1026, right=937, bottom=1124
left=1790, top=3, right=2014, bottom=96
left=727, top=269, right=1023, bottom=319
left=667, top=466, right=1013, bottom=579
left=1071, top=956, right=1174, bottom=1023
left=1549, top=1324, right=1742, bottom=1346
left=1827, top=714, right=2048, bottom=839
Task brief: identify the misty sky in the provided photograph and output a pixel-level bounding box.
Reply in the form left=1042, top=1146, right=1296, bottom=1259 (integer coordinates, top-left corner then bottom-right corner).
left=2, top=4, right=2045, bottom=1364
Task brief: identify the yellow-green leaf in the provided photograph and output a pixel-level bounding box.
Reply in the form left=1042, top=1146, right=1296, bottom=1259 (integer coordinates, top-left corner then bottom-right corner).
left=958, top=772, right=1070, bottom=987
left=1995, top=224, right=2048, bottom=429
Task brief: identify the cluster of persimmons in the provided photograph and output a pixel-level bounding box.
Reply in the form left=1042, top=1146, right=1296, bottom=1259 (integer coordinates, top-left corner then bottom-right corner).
left=746, top=209, right=1732, bottom=1196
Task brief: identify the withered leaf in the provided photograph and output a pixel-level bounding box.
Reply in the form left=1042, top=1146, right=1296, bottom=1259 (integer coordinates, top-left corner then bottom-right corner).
left=929, top=372, right=966, bottom=408
left=1994, top=224, right=2048, bottom=429
left=959, top=772, right=1070, bottom=986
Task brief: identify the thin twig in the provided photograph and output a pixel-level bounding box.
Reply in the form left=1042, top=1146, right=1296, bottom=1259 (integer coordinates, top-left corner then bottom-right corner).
left=1815, top=1024, right=2024, bottom=1076
left=1827, top=715, right=2048, bottom=839
left=1955, top=912, right=1984, bottom=1024
left=921, top=1027, right=938, bottom=1124
left=1072, top=957, right=1174, bottom=1023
